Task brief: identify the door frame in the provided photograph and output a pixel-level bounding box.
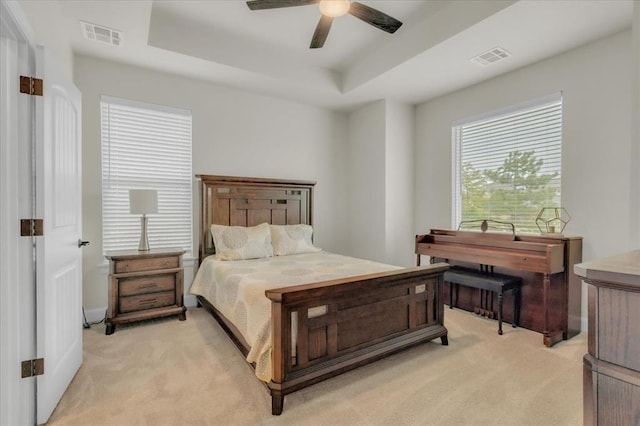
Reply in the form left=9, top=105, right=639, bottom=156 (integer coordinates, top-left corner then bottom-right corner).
left=0, top=1, right=37, bottom=425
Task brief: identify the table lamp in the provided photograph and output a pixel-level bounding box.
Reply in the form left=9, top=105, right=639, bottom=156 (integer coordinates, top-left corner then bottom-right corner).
left=129, top=189, right=158, bottom=251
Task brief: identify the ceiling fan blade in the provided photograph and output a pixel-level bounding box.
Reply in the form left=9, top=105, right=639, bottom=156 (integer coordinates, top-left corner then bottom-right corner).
left=348, top=2, right=403, bottom=34
left=246, top=0, right=320, bottom=10
left=310, top=15, right=333, bottom=49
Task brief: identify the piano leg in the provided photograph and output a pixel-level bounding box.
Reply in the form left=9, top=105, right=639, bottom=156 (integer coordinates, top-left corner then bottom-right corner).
left=497, top=291, right=503, bottom=335
left=542, top=273, right=564, bottom=347
left=449, top=282, right=454, bottom=309
left=543, top=273, right=550, bottom=345
left=513, top=286, right=520, bottom=328
left=483, top=288, right=487, bottom=315
left=489, top=292, right=494, bottom=319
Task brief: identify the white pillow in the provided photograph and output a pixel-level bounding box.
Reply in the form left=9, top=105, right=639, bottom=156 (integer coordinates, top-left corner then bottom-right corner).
left=270, top=224, right=321, bottom=256
left=211, top=223, right=273, bottom=260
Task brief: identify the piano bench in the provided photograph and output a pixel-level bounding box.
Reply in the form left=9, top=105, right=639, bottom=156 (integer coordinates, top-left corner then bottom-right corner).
left=444, top=266, right=522, bottom=335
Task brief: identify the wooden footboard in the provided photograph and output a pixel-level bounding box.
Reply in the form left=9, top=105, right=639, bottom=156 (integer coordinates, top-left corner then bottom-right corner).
left=266, top=263, right=449, bottom=415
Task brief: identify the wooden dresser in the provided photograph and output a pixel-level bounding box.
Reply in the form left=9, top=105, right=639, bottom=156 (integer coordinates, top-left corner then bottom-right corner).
left=575, top=250, right=640, bottom=425
left=105, top=248, right=187, bottom=335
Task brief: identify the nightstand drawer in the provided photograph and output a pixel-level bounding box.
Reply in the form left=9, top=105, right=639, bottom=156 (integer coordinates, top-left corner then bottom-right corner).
left=114, top=256, right=179, bottom=273
left=119, top=274, right=176, bottom=297
left=120, top=291, right=176, bottom=313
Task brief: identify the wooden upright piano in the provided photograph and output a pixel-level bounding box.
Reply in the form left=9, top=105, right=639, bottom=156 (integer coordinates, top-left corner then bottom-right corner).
left=416, top=228, right=582, bottom=347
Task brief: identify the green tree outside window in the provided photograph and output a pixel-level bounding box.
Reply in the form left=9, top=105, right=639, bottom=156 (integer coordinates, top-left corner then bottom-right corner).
left=461, top=150, right=559, bottom=233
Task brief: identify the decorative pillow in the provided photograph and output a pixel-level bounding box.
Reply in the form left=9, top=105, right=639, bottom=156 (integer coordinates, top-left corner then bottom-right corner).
left=211, top=223, right=273, bottom=260
left=270, top=224, right=321, bottom=256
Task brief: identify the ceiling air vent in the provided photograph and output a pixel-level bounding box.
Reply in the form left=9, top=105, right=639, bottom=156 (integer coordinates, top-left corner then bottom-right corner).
left=470, top=47, right=510, bottom=66
left=80, top=21, right=122, bottom=47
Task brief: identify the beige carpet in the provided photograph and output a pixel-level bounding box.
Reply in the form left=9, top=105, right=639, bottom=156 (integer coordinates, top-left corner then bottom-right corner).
left=47, top=307, right=585, bottom=425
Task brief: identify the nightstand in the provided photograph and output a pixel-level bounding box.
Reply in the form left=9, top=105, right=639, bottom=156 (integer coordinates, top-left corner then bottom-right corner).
left=104, top=248, right=187, bottom=335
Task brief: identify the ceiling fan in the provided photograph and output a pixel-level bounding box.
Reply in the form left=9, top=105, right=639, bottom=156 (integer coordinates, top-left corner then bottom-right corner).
left=246, top=0, right=403, bottom=49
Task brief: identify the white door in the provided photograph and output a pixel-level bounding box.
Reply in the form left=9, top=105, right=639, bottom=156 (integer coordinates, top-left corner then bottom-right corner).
left=34, top=46, right=83, bottom=424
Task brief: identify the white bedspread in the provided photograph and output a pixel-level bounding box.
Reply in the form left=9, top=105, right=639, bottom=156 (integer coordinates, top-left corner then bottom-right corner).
left=189, top=251, right=399, bottom=382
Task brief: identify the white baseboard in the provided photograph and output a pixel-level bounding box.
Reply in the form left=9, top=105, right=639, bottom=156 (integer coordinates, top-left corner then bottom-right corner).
left=184, top=295, right=198, bottom=307
left=83, top=307, right=107, bottom=324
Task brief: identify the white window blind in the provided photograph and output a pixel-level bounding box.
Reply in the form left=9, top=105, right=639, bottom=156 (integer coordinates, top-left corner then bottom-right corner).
left=452, top=94, right=562, bottom=233
left=101, top=96, right=192, bottom=254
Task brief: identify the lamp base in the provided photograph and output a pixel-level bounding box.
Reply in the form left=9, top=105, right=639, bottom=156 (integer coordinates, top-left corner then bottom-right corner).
left=138, top=214, right=150, bottom=251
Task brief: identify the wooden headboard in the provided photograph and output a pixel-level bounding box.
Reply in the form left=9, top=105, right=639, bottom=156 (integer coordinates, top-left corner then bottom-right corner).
left=196, top=175, right=316, bottom=262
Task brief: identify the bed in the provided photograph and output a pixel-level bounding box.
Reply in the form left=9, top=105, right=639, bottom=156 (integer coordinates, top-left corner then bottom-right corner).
left=192, top=175, right=449, bottom=415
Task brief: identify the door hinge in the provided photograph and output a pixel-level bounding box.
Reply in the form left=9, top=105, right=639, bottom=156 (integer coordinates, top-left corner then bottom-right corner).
left=20, top=219, right=44, bottom=236
left=21, top=358, right=44, bottom=378
left=19, top=76, right=43, bottom=96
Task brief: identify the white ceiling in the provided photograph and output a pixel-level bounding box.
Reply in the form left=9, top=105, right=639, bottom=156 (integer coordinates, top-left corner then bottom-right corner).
left=59, top=0, right=633, bottom=111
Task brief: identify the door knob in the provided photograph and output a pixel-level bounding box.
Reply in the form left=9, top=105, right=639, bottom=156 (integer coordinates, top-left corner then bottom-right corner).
left=78, top=239, right=90, bottom=248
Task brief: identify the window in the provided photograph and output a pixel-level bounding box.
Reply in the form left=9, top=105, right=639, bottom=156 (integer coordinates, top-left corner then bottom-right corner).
left=101, top=96, right=192, bottom=254
left=452, top=94, right=562, bottom=233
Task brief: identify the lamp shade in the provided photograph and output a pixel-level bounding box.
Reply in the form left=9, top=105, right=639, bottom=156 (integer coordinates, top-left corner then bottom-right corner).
left=129, top=189, right=158, bottom=214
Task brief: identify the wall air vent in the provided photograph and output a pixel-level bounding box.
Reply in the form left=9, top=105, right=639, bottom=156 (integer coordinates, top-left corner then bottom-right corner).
left=80, top=21, right=122, bottom=47
left=470, top=47, right=511, bottom=66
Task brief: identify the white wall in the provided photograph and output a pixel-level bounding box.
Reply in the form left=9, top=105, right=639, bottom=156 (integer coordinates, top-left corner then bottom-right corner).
left=347, top=100, right=386, bottom=263
left=17, top=0, right=73, bottom=80
left=347, top=99, right=416, bottom=267
left=631, top=2, right=640, bottom=245
left=74, top=55, right=349, bottom=313
left=416, top=29, right=634, bottom=260
left=27, top=2, right=636, bottom=327
left=385, top=101, right=415, bottom=267
left=415, top=29, right=635, bottom=329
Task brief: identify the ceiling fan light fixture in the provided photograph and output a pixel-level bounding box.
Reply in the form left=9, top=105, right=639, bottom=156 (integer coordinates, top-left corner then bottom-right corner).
left=247, top=0, right=402, bottom=49
left=319, top=0, right=350, bottom=18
